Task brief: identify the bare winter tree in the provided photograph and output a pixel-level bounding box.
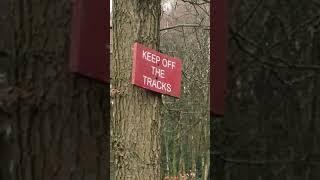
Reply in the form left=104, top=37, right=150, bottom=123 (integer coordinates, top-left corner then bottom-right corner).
left=111, top=0, right=162, bottom=179
left=159, top=0, right=210, bottom=179
left=212, top=0, right=320, bottom=179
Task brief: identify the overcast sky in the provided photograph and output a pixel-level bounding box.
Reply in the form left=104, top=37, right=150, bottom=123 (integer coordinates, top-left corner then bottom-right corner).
left=110, top=0, right=112, bottom=12
left=110, top=0, right=174, bottom=13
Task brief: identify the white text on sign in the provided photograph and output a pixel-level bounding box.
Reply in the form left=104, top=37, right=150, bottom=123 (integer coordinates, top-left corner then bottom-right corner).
left=142, top=50, right=176, bottom=69
left=141, top=50, right=177, bottom=92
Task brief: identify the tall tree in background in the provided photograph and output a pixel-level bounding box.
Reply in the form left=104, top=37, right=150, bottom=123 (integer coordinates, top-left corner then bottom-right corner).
left=111, top=0, right=162, bottom=179
left=212, top=0, right=320, bottom=179
left=0, top=0, right=109, bottom=179
left=159, top=0, right=210, bottom=179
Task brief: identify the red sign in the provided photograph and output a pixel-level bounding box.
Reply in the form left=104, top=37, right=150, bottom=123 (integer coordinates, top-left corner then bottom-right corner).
left=210, top=0, right=228, bottom=116
left=69, top=0, right=109, bottom=83
left=132, top=43, right=182, bottom=98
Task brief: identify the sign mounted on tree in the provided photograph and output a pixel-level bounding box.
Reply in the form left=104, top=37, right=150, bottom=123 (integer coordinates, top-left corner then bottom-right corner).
left=132, top=42, right=182, bottom=98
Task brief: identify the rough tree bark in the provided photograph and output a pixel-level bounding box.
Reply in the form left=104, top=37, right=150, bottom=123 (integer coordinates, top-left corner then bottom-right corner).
left=0, top=1, right=109, bottom=180
left=111, top=0, right=162, bottom=179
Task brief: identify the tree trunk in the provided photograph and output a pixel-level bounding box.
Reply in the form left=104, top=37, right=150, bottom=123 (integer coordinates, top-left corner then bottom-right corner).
left=0, top=1, right=109, bottom=180
left=203, top=150, right=210, bottom=180
left=111, top=0, right=162, bottom=179
left=165, top=135, right=170, bottom=176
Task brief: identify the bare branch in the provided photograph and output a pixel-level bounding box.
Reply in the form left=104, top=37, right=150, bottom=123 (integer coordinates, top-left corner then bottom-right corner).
left=231, top=27, right=320, bottom=72
left=160, top=24, right=209, bottom=31
left=180, top=0, right=209, bottom=6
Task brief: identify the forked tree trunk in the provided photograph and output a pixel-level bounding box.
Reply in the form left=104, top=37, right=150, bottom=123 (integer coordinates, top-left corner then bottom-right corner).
left=111, top=0, right=162, bottom=179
